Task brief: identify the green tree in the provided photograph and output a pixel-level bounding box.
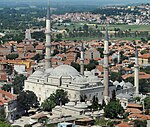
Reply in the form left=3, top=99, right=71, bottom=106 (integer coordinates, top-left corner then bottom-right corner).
left=41, top=97, right=56, bottom=112
left=42, top=89, right=69, bottom=112
left=91, top=96, right=99, bottom=111
left=1, top=84, right=11, bottom=92
left=111, top=90, right=116, bottom=101
left=83, top=24, right=89, bottom=32
left=104, top=100, right=124, bottom=118
left=0, top=107, right=6, bottom=122
left=71, top=62, right=80, bottom=72
left=55, top=33, right=62, bottom=41
left=13, top=74, right=26, bottom=94
left=0, top=121, right=11, bottom=127
left=31, top=54, right=44, bottom=62
left=110, top=72, right=122, bottom=82
left=17, top=90, right=39, bottom=113
left=54, top=89, right=69, bottom=105
left=144, top=96, right=150, bottom=110
left=134, top=120, right=147, bottom=127
left=24, top=124, right=32, bottom=127
left=85, top=63, right=96, bottom=71
left=6, top=54, right=19, bottom=60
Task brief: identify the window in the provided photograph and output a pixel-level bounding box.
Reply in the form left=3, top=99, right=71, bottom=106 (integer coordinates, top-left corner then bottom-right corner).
left=91, top=52, right=94, bottom=59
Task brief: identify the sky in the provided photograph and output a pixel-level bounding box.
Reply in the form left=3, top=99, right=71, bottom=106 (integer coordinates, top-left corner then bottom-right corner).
left=0, top=0, right=149, bottom=6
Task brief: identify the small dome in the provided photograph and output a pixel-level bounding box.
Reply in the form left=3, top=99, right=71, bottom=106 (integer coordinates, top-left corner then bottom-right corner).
left=31, top=70, right=44, bottom=77
left=45, top=68, right=53, bottom=74
left=88, top=76, right=100, bottom=82
left=113, top=81, right=120, bottom=86
left=72, top=76, right=87, bottom=83
left=123, top=82, right=133, bottom=89
left=84, top=71, right=93, bottom=77
left=65, top=102, right=75, bottom=106
left=75, top=102, right=88, bottom=109
left=51, top=65, right=79, bottom=77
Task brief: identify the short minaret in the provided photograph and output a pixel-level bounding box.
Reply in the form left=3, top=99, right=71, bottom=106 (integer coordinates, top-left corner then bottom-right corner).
left=25, top=29, right=32, bottom=40
left=134, top=46, right=139, bottom=95
left=45, top=0, right=52, bottom=69
left=103, top=27, right=110, bottom=104
left=117, top=51, right=120, bottom=64
left=80, top=42, right=84, bottom=75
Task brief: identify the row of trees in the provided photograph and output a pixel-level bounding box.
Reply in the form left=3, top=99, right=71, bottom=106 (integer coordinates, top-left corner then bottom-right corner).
left=71, top=59, right=98, bottom=72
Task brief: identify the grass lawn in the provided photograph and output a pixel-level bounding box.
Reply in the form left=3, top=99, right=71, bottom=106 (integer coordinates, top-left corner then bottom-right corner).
left=63, top=36, right=142, bottom=41
left=63, top=36, right=98, bottom=41
left=54, top=22, right=150, bottom=32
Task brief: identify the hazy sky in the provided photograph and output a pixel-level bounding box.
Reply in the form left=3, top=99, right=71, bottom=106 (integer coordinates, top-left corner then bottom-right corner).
left=1, top=0, right=149, bottom=5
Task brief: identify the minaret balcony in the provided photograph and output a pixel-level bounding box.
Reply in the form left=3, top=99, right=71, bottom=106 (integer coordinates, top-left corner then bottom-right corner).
left=45, top=31, right=51, bottom=34
left=45, top=44, right=51, bottom=47
left=45, top=56, right=51, bottom=59
left=103, top=64, right=109, bottom=68
left=103, top=51, right=109, bottom=55
left=134, top=65, right=139, bottom=68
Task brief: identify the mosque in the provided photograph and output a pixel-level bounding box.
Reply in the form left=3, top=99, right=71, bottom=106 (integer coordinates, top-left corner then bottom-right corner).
left=24, top=1, right=138, bottom=106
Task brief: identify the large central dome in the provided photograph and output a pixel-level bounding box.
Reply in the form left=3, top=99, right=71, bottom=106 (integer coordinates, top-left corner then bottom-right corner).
left=51, top=65, right=80, bottom=77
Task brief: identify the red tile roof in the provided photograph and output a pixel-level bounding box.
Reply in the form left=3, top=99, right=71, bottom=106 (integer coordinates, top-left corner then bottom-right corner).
left=115, top=122, right=131, bottom=127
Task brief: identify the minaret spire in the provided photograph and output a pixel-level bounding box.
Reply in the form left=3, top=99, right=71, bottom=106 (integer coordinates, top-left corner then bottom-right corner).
left=103, top=25, right=110, bottom=104
left=134, top=45, right=139, bottom=95
left=80, top=41, right=84, bottom=75
left=45, top=0, right=52, bottom=69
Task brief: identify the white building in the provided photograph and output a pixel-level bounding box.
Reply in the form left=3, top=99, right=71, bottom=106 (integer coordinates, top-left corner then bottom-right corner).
left=24, top=65, right=116, bottom=103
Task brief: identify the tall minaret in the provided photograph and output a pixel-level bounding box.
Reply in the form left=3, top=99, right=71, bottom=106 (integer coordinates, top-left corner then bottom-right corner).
left=45, top=0, right=52, bottom=69
left=80, top=41, right=84, bottom=75
left=103, top=27, right=109, bottom=104
left=134, top=46, right=139, bottom=95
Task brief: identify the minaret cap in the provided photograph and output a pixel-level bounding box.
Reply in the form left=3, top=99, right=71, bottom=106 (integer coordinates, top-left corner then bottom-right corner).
left=135, top=46, right=138, bottom=58
left=47, top=0, right=51, bottom=20
left=105, top=26, right=109, bottom=41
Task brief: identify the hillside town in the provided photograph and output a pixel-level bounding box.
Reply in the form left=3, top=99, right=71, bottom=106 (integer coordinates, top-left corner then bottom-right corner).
left=0, top=1, right=150, bottom=127
left=37, top=4, right=150, bottom=25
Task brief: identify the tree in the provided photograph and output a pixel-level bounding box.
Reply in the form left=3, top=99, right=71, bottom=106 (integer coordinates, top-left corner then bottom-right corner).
left=85, top=63, right=96, bottom=71
left=17, top=90, right=39, bottom=113
left=42, top=89, right=69, bottom=112
left=134, top=120, right=147, bottom=127
left=41, top=97, right=56, bottom=112
left=52, top=49, right=59, bottom=56
left=111, top=90, right=116, bottom=101
left=1, top=84, right=11, bottom=92
left=54, top=89, right=69, bottom=105
left=110, top=72, right=122, bottom=82
left=71, top=62, right=80, bottom=72
left=91, top=96, right=99, bottom=111
left=83, top=24, right=89, bottom=32
left=0, top=121, right=11, bottom=127
left=31, top=54, right=44, bottom=62
left=55, top=33, right=62, bottom=41
left=144, top=96, right=150, bottom=110
left=0, top=107, right=6, bottom=122
left=104, top=100, right=124, bottom=118
left=24, top=124, right=32, bottom=127
left=6, top=54, right=19, bottom=60
left=13, top=74, right=26, bottom=94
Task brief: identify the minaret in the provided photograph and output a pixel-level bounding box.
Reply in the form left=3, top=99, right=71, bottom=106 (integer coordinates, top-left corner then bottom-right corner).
left=45, top=0, right=52, bottom=69
left=25, top=29, right=31, bottom=40
left=117, top=51, right=120, bottom=64
left=80, top=41, right=84, bottom=75
left=134, top=46, right=139, bottom=95
left=103, top=27, right=109, bottom=104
